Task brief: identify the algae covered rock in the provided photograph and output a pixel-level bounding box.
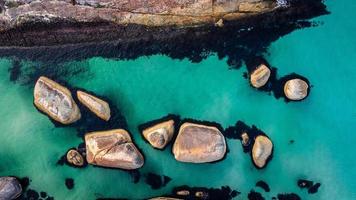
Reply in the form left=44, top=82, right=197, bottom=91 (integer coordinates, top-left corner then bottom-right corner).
left=77, top=90, right=111, bottom=121
left=173, top=122, right=226, bottom=163
left=250, top=64, right=271, bottom=88
left=34, top=76, right=81, bottom=124
left=252, top=135, right=273, bottom=168
left=0, top=176, right=22, bottom=200
left=142, top=119, right=175, bottom=149
left=284, top=78, right=309, bottom=101
left=85, top=129, right=144, bottom=170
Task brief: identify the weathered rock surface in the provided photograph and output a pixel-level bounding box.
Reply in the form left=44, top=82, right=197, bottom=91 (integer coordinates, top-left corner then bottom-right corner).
left=66, top=149, right=85, bottom=167
left=252, top=135, right=273, bottom=168
left=173, top=122, right=226, bottom=163
left=77, top=91, right=111, bottom=121
left=34, top=76, right=81, bottom=124
left=241, top=132, right=250, bottom=146
left=250, top=64, right=271, bottom=88
left=0, top=177, right=22, bottom=200
left=85, top=129, right=144, bottom=170
left=142, top=119, right=175, bottom=149
left=284, top=78, right=309, bottom=101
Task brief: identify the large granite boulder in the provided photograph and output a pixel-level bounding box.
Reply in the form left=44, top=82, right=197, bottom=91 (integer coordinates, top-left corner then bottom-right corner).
left=284, top=78, right=309, bottom=101
left=142, top=119, right=175, bottom=149
left=66, top=149, right=85, bottom=167
left=250, top=64, right=271, bottom=88
left=34, top=76, right=81, bottom=124
left=85, top=129, right=144, bottom=170
left=0, top=177, right=22, bottom=200
left=173, top=122, right=226, bottom=163
left=252, top=135, right=273, bottom=168
left=77, top=90, right=111, bottom=121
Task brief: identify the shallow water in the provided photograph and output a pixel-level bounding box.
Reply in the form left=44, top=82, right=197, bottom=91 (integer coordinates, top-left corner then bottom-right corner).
left=1, top=0, right=356, bottom=199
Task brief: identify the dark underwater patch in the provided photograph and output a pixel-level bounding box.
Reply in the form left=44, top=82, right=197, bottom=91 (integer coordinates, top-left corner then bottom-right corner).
left=256, top=180, right=270, bottom=192
left=144, top=173, right=172, bottom=190
left=277, top=193, right=301, bottom=200
left=65, top=178, right=74, bottom=190
left=16, top=177, right=55, bottom=200
left=248, top=190, right=265, bottom=200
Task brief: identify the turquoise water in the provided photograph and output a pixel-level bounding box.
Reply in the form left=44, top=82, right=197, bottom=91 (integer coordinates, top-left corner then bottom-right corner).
left=1, top=0, right=356, bottom=199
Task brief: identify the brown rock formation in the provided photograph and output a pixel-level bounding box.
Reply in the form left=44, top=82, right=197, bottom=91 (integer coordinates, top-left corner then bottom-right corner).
left=66, top=149, right=85, bottom=167
left=77, top=90, right=111, bottom=121
left=142, top=119, right=175, bottom=149
left=173, top=122, right=226, bottom=163
left=34, top=76, right=81, bottom=124
left=284, top=78, right=309, bottom=100
left=250, top=64, right=271, bottom=88
left=85, top=129, right=144, bottom=170
left=252, top=135, right=273, bottom=168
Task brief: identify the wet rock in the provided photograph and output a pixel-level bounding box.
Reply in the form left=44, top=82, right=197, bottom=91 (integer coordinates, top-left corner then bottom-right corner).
left=250, top=64, right=271, bottom=88
left=77, top=90, right=111, bottom=121
left=142, top=119, right=175, bottom=149
left=65, top=178, right=74, bottom=190
left=252, top=135, right=273, bottom=168
left=256, top=180, right=270, bottom=192
left=277, top=193, right=301, bottom=200
left=173, top=122, right=226, bottom=163
left=241, top=132, right=250, bottom=146
left=308, top=183, right=321, bottom=194
left=284, top=78, right=309, bottom=101
left=215, top=19, right=224, bottom=27
left=0, top=176, right=22, bottom=199
left=176, top=190, right=190, bottom=196
left=85, top=129, right=144, bottom=170
left=33, top=76, right=81, bottom=124
left=195, top=191, right=208, bottom=198
left=297, top=179, right=313, bottom=189
left=66, top=149, right=85, bottom=167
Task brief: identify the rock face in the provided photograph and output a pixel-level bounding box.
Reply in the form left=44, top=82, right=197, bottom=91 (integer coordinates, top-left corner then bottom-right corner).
left=77, top=91, right=111, bottom=121
left=284, top=79, right=309, bottom=101
left=173, top=123, right=226, bottom=163
left=250, top=64, right=271, bottom=88
left=85, top=129, right=144, bottom=170
left=252, top=135, right=273, bottom=168
left=0, top=177, right=22, bottom=200
left=142, top=119, right=175, bottom=149
left=66, top=149, right=85, bottom=167
left=34, top=76, right=81, bottom=124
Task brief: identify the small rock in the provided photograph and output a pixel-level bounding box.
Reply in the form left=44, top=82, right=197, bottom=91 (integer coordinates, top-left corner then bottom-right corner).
left=277, top=193, right=301, bottom=200
left=66, top=149, right=85, bottom=167
left=297, top=179, right=313, bottom=189
left=250, top=64, right=271, bottom=88
left=256, top=180, right=270, bottom=192
left=241, top=132, right=250, bottom=146
left=85, top=129, right=144, bottom=170
left=142, top=119, right=175, bottom=149
left=215, top=19, right=224, bottom=27
left=77, top=90, right=111, bottom=121
left=172, top=122, right=226, bottom=163
left=33, top=76, right=81, bottom=124
left=176, top=190, right=190, bottom=196
left=0, top=177, right=22, bottom=199
left=195, top=191, right=208, bottom=198
left=284, top=78, right=309, bottom=101
left=65, top=178, right=74, bottom=190
left=252, top=135, right=273, bottom=168
left=308, top=183, right=321, bottom=194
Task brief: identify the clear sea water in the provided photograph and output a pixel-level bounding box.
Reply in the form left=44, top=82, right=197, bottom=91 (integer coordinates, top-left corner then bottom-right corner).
left=0, top=0, right=356, bottom=199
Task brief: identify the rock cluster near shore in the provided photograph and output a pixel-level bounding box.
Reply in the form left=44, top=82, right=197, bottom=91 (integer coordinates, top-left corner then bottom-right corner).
left=173, top=123, right=226, bottom=163
left=85, top=129, right=144, bottom=170
left=0, top=177, right=22, bottom=200
left=252, top=135, right=273, bottom=168
left=142, top=119, right=175, bottom=149
left=250, top=64, right=271, bottom=88
left=34, top=76, right=81, bottom=124
left=77, top=90, right=111, bottom=121
left=284, top=78, right=309, bottom=101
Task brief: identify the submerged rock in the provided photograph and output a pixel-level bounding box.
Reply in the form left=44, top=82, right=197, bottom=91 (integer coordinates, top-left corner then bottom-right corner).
left=0, top=176, right=22, bottom=200
left=173, top=122, right=226, bottom=163
left=77, top=90, right=111, bottom=121
left=33, top=76, right=81, bottom=124
left=252, top=135, right=273, bottom=168
left=241, top=132, right=250, bottom=146
left=142, top=119, right=175, bottom=149
left=85, top=129, right=144, bottom=170
left=284, top=79, right=309, bottom=101
left=250, top=64, right=271, bottom=88
left=66, top=149, right=85, bottom=167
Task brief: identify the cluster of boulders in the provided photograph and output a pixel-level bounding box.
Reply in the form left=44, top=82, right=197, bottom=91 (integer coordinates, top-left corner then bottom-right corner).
left=249, top=63, right=310, bottom=101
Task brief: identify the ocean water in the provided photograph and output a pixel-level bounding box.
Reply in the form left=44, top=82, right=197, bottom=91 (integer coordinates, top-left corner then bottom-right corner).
left=1, top=0, right=356, bottom=199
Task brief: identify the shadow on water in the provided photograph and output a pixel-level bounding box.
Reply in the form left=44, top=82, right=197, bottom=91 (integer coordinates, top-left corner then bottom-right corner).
left=2, top=0, right=328, bottom=86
